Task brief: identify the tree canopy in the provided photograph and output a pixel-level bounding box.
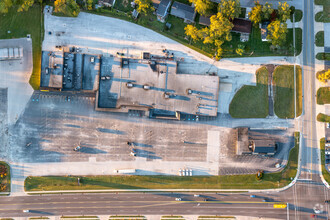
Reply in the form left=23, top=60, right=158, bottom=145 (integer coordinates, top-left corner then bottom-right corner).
left=278, top=2, right=291, bottom=22
left=267, top=20, right=288, bottom=46
left=17, top=0, right=34, bottom=12
left=0, top=0, right=13, bottom=13
left=261, top=2, right=273, bottom=20
left=135, top=0, right=153, bottom=15
left=189, top=0, right=212, bottom=16
left=249, top=1, right=262, bottom=26
left=54, top=0, right=80, bottom=16
left=218, top=0, right=241, bottom=20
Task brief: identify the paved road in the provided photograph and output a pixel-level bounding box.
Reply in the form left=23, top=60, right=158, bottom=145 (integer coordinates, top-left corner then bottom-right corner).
left=0, top=186, right=328, bottom=218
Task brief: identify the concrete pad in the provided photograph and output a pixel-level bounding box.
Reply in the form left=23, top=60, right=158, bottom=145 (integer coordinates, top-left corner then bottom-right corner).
left=0, top=38, right=33, bottom=124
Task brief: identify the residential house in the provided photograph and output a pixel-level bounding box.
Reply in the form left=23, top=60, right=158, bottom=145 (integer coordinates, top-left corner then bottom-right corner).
left=170, top=1, right=196, bottom=23
left=98, top=0, right=116, bottom=7
left=199, top=15, right=211, bottom=26
left=153, top=0, right=172, bottom=22
left=232, top=18, right=252, bottom=42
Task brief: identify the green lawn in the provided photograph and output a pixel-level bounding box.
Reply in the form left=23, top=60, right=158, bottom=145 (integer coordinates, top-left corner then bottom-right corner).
left=317, top=87, right=330, bottom=104
left=315, top=31, right=324, bottom=46
left=273, top=65, right=302, bottom=118
left=317, top=113, right=330, bottom=122
left=316, top=52, right=330, bottom=60
left=0, top=161, right=10, bottom=193
left=229, top=67, right=269, bottom=118
left=221, top=27, right=302, bottom=58
left=320, top=138, right=330, bottom=184
left=290, top=10, right=303, bottom=22
left=113, top=0, right=134, bottom=12
left=315, top=0, right=330, bottom=22
left=0, top=5, right=43, bottom=90
left=25, top=133, right=299, bottom=191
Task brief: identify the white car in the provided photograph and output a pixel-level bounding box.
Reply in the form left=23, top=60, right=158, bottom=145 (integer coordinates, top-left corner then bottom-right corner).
left=175, top=198, right=182, bottom=201
left=23, top=210, right=29, bottom=213
left=194, top=194, right=200, bottom=197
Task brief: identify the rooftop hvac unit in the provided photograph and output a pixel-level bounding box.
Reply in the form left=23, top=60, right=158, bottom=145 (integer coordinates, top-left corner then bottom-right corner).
left=143, top=85, right=150, bottom=90
left=126, top=83, right=134, bottom=88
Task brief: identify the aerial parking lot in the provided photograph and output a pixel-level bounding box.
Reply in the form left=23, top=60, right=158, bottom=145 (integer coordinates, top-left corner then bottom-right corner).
left=1, top=10, right=295, bottom=178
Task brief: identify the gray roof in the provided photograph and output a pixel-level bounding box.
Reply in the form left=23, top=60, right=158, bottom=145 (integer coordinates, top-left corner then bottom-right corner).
left=199, top=15, right=211, bottom=26
left=170, top=1, right=196, bottom=22
left=156, top=0, right=171, bottom=17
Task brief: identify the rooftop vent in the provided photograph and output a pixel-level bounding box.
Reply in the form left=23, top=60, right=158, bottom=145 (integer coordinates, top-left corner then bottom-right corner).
left=126, top=83, right=134, bottom=88
left=143, top=85, right=150, bottom=90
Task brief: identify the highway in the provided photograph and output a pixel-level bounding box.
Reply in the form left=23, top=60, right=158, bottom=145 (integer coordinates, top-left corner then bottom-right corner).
left=0, top=191, right=328, bottom=219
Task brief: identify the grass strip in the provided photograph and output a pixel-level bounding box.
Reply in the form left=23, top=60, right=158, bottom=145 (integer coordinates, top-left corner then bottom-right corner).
left=317, top=87, right=330, bottom=105
left=320, top=138, right=330, bottom=184
left=316, top=52, right=330, bottom=60
left=273, top=65, right=302, bottom=118
left=315, top=31, right=324, bottom=46
left=229, top=66, right=269, bottom=118
left=25, top=134, right=299, bottom=191
left=290, top=10, right=303, bottom=22
left=317, top=113, right=330, bottom=122
left=0, top=161, right=10, bottom=193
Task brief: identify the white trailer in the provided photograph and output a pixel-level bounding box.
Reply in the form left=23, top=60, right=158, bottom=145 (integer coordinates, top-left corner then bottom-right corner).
left=114, top=169, right=136, bottom=174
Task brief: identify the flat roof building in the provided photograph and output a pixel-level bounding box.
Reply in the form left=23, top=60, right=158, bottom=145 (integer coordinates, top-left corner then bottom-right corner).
left=97, top=56, right=219, bottom=117
left=41, top=48, right=219, bottom=120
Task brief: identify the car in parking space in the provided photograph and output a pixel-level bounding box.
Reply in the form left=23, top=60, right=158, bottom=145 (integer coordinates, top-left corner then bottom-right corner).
left=23, top=210, right=29, bottom=213
left=250, top=195, right=256, bottom=198
left=194, top=194, right=200, bottom=197
left=175, top=198, right=182, bottom=201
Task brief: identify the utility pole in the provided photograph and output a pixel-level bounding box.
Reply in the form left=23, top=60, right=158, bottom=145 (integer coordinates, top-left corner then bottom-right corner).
left=287, top=202, right=289, bottom=220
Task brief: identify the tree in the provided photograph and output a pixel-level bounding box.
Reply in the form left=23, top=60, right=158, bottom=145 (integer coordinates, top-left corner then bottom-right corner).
left=54, top=0, right=80, bottom=16
left=189, top=0, right=212, bottom=16
left=135, top=0, right=153, bottom=15
left=278, top=2, right=291, bottom=22
left=184, top=25, right=201, bottom=42
left=218, top=0, right=241, bottom=20
left=0, top=0, right=13, bottom=13
left=267, top=20, right=288, bottom=46
left=249, top=1, right=262, bottom=26
left=17, top=0, right=35, bottom=12
left=317, top=69, right=330, bottom=83
left=235, top=44, right=245, bottom=56
left=261, top=2, right=273, bottom=20
left=87, top=0, right=93, bottom=10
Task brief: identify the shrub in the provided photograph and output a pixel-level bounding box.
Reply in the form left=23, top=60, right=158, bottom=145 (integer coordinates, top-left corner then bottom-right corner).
left=256, top=170, right=264, bottom=181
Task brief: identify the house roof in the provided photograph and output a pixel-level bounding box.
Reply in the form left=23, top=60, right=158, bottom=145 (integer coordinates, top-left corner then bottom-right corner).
left=199, top=15, right=211, bottom=26
left=252, top=140, right=276, bottom=154
left=156, top=0, right=172, bottom=17
left=170, top=1, right=196, bottom=22
left=232, top=18, right=252, bottom=34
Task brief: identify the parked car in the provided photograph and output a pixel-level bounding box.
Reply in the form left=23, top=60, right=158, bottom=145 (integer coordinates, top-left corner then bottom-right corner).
left=73, top=146, right=81, bottom=151
left=175, top=198, right=182, bottom=201
left=23, top=210, right=29, bottom=213
left=250, top=195, right=256, bottom=198
left=194, top=194, right=200, bottom=197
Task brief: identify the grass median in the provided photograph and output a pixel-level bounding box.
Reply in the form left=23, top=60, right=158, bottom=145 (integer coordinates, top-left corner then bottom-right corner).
left=273, top=65, right=302, bottom=118
left=317, top=87, right=330, bottom=105
left=320, top=138, right=330, bottom=184
left=229, top=66, right=269, bottom=118
left=315, top=31, right=324, bottom=47
left=317, top=113, right=330, bottom=122
left=0, top=4, right=43, bottom=90
left=25, top=133, right=299, bottom=191
left=0, top=161, right=10, bottom=193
